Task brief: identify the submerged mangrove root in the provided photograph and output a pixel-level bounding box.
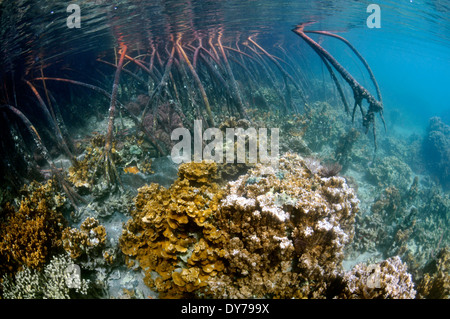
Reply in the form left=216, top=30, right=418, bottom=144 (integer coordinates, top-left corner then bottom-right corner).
left=0, top=104, right=86, bottom=208
left=97, top=44, right=128, bottom=189
left=176, top=39, right=215, bottom=127
left=247, top=36, right=309, bottom=112
left=292, top=23, right=385, bottom=150
left=25, top=80, right=75, bottom=163
left=31, top=76, right=167, bottom=156
left=217, top=32, right=247, bottom=119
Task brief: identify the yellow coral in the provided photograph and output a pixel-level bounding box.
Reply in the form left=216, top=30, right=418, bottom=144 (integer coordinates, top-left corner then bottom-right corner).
left=0, top=180, right=67, bottom=274
left=62, top=217, right=106, bottom=259
left=119, top=161, right=226, bottom=298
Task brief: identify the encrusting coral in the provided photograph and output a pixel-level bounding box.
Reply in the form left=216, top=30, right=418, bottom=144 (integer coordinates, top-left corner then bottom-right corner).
left=208, top=153, right=360, bottom=298
left=120, top=161, right=227, bottom=298
left=339, top=256, right=416, bottom=299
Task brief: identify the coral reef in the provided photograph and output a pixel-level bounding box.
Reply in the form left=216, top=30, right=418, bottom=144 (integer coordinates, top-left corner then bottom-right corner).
left=128, top=96, right=184, bottom=151
left=417, top=248, right=450, bottom=299
left=339, top=256, right=416, bottom=299
left=208, top=153, right=359, bottom=298
left=1, top=253, right=90, bottom=299
left=349, top=172, right=449, bottom=290
left=423, top=117, right=450, bottom=190
left=120, top=161, right=227, bottom=298
left=68, top=132, right=154, bottom=197
left=301, top=101, right=348, bottom=153
left=67, top=133, right=107, bottom=191
left=334, top=128, right=360, bottom=172
left=62, top=217, right=107, bottom=260
left=366, top=155, right=413, bottom=190
left=0, top=180, right=67, bottom=274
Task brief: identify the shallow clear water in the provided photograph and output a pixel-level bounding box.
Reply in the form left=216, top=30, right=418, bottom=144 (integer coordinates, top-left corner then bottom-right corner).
left=2, top=0, right=448, bottom=127
left=0, top=0, right=448, bottom=300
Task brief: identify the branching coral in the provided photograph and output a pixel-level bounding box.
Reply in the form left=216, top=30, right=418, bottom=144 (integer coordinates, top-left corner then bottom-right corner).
left=0, top=180, right=67, bottom=274
left=417, top=248, right=450, bottom=299
left=120, top=161, right=227, bottom=298
left=62, top=217, right=107, bottom=260
left=1, top=253, right=90, bottom=299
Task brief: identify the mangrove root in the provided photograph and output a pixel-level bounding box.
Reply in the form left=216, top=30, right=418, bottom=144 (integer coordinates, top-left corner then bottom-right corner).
left=292, top=23, right=385, bottom=150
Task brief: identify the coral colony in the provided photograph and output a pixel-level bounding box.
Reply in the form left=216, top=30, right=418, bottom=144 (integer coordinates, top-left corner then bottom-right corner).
left=171, top=120, right=279, bottom=165
left=0, top=2, right=448, bottom=300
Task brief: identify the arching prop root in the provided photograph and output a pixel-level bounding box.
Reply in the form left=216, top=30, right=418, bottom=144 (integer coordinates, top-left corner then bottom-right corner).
left=31, top=76, right=167, bottom=156
left=292, top=23, right=385, bottom=150
left=0, top=104, right=86, bottom=209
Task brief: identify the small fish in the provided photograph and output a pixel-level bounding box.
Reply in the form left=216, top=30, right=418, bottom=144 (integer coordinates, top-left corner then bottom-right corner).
left=123, top=166, right=140, bottom=174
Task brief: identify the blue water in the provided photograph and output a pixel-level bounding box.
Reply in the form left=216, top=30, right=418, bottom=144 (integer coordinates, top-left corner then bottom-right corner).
left=0, top=0, right=449, bottom=300
left=2, top=1, right=448, bottom=122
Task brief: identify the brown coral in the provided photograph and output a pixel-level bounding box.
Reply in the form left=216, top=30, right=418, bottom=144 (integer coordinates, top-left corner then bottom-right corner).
left=417, top=248, right=450, bottom=299
left=68, top=135, right=106, bottom=190
left=62, top=217, right=107, bottom=259
left=0, top=180, right=67, bottom=274
left=119, top=161, right=226, bottom=298
left=208, top=153, right=359, bottom=298
left=339, top=256, right=416, bottom=299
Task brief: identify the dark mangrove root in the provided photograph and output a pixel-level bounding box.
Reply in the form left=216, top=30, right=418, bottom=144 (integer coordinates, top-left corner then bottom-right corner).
left=31, top=76, right=167, bottom=156
left=0, top=104, right=86, bottom=209
left=317, top=53, right=350, bottom=114
left=100, top=44, right=128, bottom=189
left=25, top=80, right=76, bottom=163
left=141, top=45, right=175, bottom=121
left=243, top=42, right=288, bottom=110
left=176, top=40, right=215, bottom=127
left=305, top=30, right=383, bottom=104
left=97, top=58, right=147, bottom=86
left=124, top=53, right=159, bottom=83
left=292, top=23, right=384, bottom=150
left=217, top=34, right=247, bottom=119
left=248, top=36, right=309, bottom=112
